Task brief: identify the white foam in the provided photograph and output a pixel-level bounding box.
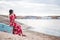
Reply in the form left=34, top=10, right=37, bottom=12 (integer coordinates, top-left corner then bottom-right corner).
left=16, top=19, right=60, bottom=36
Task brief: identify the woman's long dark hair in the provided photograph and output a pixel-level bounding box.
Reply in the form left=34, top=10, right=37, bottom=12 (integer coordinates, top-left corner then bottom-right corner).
left=9, top=9, right=13, bottom=15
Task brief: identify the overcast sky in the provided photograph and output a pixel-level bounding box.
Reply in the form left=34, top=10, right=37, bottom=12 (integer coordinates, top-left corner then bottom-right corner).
left=0, top=0, right=60, bottom=16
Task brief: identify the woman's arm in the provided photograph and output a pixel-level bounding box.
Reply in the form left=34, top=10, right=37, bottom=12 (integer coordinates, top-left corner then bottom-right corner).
left=14, top=14, right=17, bottom=19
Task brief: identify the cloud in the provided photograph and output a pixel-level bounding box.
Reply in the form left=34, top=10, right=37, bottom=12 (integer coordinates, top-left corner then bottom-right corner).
left=0, top=0, right=60, bottom=5
left=0, top=1, right=60, bottom=16
left=23, top=0, right=60, bottom=6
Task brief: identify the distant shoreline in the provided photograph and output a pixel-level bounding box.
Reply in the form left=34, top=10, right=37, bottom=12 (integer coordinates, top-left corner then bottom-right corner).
left=0, top=15, right=60, bottom=19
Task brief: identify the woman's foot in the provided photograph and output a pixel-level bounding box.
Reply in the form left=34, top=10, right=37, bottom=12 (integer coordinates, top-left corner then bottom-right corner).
left=22, top=34, right=26, bottom=37
left=19, top=34, right=26, bottom=37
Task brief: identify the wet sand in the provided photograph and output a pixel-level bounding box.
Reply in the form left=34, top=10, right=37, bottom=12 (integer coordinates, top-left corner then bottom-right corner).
left=0, top=15, right=60, bottom=40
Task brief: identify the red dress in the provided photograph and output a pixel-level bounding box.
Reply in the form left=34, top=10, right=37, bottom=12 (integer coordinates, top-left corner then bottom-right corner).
left=9, top=14, right=22, bottom=35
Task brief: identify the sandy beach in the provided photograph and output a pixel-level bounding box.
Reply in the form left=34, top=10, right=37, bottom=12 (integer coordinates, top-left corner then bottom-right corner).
left=0, top=15, right=60, bottom=40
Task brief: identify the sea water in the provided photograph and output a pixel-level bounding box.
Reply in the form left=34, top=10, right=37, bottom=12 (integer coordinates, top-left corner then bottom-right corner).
left=16, top=19, right=60, bottom=37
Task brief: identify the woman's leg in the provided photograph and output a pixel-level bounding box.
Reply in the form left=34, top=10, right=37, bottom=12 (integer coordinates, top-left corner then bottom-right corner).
left=18, top=28, right=26, bottom=37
